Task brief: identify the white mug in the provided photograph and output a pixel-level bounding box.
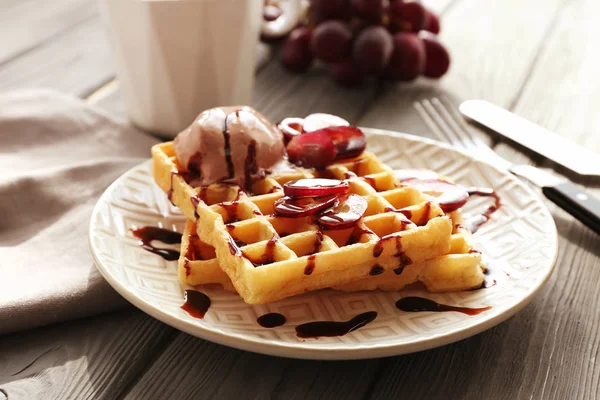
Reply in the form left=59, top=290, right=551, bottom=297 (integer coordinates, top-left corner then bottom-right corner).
left=100, top=0, right=305, bottom=138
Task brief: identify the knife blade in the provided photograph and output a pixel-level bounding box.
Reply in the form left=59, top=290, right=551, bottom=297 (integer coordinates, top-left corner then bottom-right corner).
left=451, top=99, right=600, bottom=234
left=459, top=99, right=600, bottom=177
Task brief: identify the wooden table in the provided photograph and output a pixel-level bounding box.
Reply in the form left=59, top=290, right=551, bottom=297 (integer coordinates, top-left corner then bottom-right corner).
left=2, top=0, right=599, bottom=398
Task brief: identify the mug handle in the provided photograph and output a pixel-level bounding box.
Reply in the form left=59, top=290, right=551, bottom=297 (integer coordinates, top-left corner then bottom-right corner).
left=262, top=0, right=308, bottom=38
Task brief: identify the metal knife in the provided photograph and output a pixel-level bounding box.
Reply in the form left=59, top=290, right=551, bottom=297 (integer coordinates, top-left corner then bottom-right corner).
left=457, top=100, right=600, bottom=234
left=459, top=99, right=600, bottom=177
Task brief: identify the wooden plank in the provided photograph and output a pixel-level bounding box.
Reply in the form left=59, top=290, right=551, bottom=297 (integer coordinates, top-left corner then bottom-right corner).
left=360, top=0, right=596, bottom=398
left=509, top=0, right=600, bottom=155
left=0, top=309, right=175, bottom=400
left=124, top=332, right=383, bottom=400
left=89, top=0, right=453, bottom=121
left=0, top=0, right=97, bottom=64
left=484, top=1, right=600, bottom=398
left=0, top=15, right=115, bottom=97
left=359, top=0, right=567, bottom=141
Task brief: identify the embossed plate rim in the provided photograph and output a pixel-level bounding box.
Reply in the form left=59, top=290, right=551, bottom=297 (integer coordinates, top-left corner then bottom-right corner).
left=89, top=128, right=558, bottom=360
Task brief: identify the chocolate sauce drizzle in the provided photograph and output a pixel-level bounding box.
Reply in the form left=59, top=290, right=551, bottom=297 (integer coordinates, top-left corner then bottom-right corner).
left=372, top=234, right=412, bottom=266
left=167, top=170, right=178, bottom=203
left=304, top=254, right=316, bottom=275
left=295, top=311, right=377, bottom=338
left=187, top=152, right=203, bottom=180
left=463, top=188, right=502, bottom=233
left=244, top=237, right=278, bottom=267
left=191, top=195, right=201, bottom=219
left=226, top=224, right=247, bottom=248
left=373, top=240, right=384, bottom=257
left=184, top=230, right=202, bottom=263
left=477, top=265, right=510, bottom=289
left=313, top=231, right=324, bottom=254
left=228, top=236, right=242, bottom=256
left=384, top=207, right=414, bottom=229
left=417, top=202, right=431, bottom=226
left=131, top=226, right=182, bottom=261
left=346, top=227, right=374, bottom=246
left=180, top=290, right=211, bottom=319
left=222, top=112, right=235, bottom=180
left=244, top=139, right=258, bottom=191
left=370, top=265, right=384, bottom=276
left=257, top=313, right=286, bottom=328
left=393, top=265, right=405, bottom=275
left=219, top=201, right=240, bottom=223
left=395, top=297, right=491, bottom=316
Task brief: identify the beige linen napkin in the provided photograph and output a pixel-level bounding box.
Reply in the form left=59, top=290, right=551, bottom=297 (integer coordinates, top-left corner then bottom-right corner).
left=0, top=89, right=159, bottom=334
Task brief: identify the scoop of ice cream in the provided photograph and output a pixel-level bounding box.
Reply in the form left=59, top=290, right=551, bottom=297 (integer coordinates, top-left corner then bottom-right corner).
left=173, top=106, right=285, bottom=187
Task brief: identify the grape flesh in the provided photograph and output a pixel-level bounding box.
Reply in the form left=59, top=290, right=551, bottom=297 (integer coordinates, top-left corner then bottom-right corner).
left=281, top=27, right=313, bottom=72
left=419, top=31, right=450, bottom=78
left=353, top=26, right=393, bottom=75
left=312, top=20, right=353, bottom=63
left=382, top=32, right=425, bottom=81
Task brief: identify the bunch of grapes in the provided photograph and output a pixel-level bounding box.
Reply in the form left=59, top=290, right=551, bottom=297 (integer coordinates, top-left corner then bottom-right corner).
left=281, top=0, right=449, bottom=86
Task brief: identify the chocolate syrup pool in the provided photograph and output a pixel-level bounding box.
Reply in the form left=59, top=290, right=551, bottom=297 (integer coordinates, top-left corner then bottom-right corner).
left=396, top=297, right=491, bottom=316
left=131, top=226, right=182, bottom=261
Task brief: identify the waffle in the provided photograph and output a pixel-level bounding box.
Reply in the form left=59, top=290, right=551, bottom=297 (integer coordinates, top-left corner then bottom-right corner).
left=178, top=212, right=484, bottom=294
left=332, top=211, right=485, bottom=292
left=154, top=142, right=455, bottom=304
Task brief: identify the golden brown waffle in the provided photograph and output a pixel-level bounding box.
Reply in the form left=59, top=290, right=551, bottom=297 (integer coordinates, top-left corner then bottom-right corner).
left=154, top=142, right=456, bottom=304
left=332, top=211, right=485, bottom=292
left=178, top=212, right=484, bottom=294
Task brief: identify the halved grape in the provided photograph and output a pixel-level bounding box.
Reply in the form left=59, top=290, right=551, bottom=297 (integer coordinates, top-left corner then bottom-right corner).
left=353, top=26, right=394, bottom=75
left=284, top=178, right=349, bottom=198
left=328, top=59, right=365, bottom=86
left=395, top=168, right=438, bottom=181
left=382, top=32, right=425, bottom=81
left=278, top=117, right=305, bottom=143
left=312, top=21, right=353, bottom=63
left=274, top=195, right=339, bottom=217
left=388, top=0, right=426, bottom=32
left=419, top=31, right=450, bottom=78
left=318, top=194, right=368, bottom=229
left=424, top=8, right=440, bottom=34
left=281, top=27, right=314, bottom=72
left=303, top=113, right=349, bottom=132
left=286, top=130, right=337, bottom=168
left=402, top=178, right=469, bottom=212
left=321, top=126, right=367, bottom=159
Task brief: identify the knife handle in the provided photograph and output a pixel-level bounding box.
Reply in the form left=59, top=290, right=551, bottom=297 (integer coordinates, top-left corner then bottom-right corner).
left=542, top=181, right=600, bottom=234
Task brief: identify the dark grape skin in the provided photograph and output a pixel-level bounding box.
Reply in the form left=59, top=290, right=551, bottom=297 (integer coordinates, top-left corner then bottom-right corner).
left=424, top=8, right=441, bottom=34
left=352, top=26, right=393, bottom=75
left=311, top=0, right=346, bottom=20
left=419, top=31, right=450, bottom=78
left=329, top=60, right=364, bottom=86
left=351, top=0, right=384, bottom=22
left=382, top=32, right=425, bottom=81
left=281, top=27, right=314, bottom=72
left=312, top=21, right=353, bottom=63
left=388, top=0, right=427, bottom=33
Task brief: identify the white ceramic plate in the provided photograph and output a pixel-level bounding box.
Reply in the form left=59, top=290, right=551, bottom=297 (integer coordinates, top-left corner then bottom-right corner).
left=89, top=129, right=558, bottom=360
